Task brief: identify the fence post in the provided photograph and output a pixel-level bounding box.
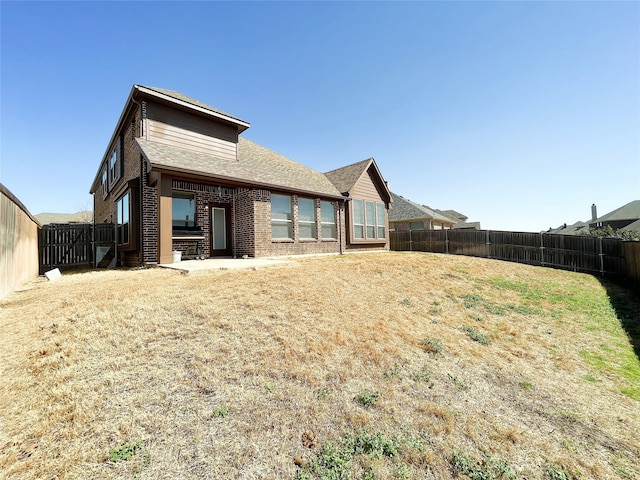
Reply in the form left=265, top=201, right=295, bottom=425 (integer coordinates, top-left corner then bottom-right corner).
left=445, top=229, right=449, bottom=254
left=486, top=230, right=491, bottom=258
left=599, top=237, right=604, bottom=276
left=540, top=232, right=545, bottom=266
left=409, top=229, right=412, bottom=252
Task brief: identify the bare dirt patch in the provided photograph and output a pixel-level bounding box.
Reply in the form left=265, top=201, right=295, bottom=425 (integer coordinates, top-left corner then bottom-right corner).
left=1, top=253, right=638, bottom=479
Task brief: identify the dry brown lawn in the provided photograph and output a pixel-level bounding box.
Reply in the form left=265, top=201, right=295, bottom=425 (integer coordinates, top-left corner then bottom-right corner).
left=1, top=252, right=638, bottom=479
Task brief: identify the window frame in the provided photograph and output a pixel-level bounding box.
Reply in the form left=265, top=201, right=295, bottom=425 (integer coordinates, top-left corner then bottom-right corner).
left=101, top=168, right=108, bottom=199
left=352, top=199, right=364, bottom=240
left=172, top=191, right=197, bottom=231
left=376, top=202, right=386, bottom=239
left=350, top=198, right=387, bottom=243
left=297, top=197, right=317, bottom=240
left=320, top=200, right=337, bottom=240
left=271, top=193, right=293, bottom=240
left=116, top=192, right=130, bottom=246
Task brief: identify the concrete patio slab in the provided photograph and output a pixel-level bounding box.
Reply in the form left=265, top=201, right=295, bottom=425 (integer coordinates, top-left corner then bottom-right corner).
left=159, top=257, right=296, bottom=274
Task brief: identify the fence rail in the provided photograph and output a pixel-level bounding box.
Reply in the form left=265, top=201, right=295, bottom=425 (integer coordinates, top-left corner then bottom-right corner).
left=39, top=223, right=115, bottom=274
left=390, top=229, right=636, bottom=281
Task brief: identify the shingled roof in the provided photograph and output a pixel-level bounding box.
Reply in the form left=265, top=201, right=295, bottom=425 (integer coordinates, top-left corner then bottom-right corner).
left=324, top=159, right=373, bottom=195
left=388, top=192, right=455, bottom=224
left=137, top=137, right=343, bottom=198
left=139, top=85, right=249, bottom=126
left=591, top=200, right=640, bottom=225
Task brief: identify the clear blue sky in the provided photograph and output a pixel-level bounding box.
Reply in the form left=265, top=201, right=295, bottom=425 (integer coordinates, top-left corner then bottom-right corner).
left=1, top=1, right=638, bottom=232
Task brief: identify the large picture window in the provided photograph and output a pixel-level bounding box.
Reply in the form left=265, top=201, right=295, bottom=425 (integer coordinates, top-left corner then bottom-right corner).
left=172, top=191, right=196, bottom=229
left=351, top=198, right=386, bottom=241
left=271, top=194, right=292, bottom=239
left=320, top=201, right=336, bottom=239
left=298, top=198, right=317, bottom=239
left=117, top=192, right=130, bottom=245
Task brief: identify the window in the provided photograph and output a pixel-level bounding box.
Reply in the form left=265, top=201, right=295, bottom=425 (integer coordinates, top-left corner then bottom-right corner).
left=409, top=221, right=423, bottom=231
left=352, top=199, right=364, bottom=239
left=117, top=193, right=130, bottom=245
left=298, top=198, right=317, bottom=239
left=271, top=194, right=292, bottom=239
left=376, top=203, right=386, bottom=239
left=109, top=150, right=117, bottom=182
left=107, top=136, right=123, bottom=188
left=365, top=201, right=375, bottom=239
left=351, top=199, right=386, bottom=241
left=320, top=201, right=336, bottom=239
left=101, top=169, right=108, bottom=199
left=173, top=191, right=196, bottom=229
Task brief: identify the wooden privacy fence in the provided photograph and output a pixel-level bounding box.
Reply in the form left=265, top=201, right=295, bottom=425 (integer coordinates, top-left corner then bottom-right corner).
left=1, top=183, right=41, bottom=300
left=39, top=223, right=115, bottom=274
left=390, top=229, right=637, bottom=280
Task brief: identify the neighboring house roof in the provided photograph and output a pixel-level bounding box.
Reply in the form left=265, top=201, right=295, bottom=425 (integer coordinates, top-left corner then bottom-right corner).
left=388, top=192, right=455, bottom=224
left=324, top=158, right=391, bottom=203
left=591, top=200, right=640, bottom=225
left=547, top=221, right=590, bottom=235
left=137, top=137, right=343, bottom=198
left=439, top=209, right=468, bottom=222
left=621, top=218, right=640, bottom=235
left=35, top=211, right=92, bottom=225
left=452, top=221, right=482, bottom=230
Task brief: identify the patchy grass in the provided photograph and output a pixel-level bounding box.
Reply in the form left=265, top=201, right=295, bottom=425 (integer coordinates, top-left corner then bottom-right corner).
left=1, top=252, right=639, bottom=479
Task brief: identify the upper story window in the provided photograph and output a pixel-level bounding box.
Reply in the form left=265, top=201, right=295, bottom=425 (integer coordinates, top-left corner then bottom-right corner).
left=351, top=198, right=386, bottom=241
left=107, top=135, right=123, bottom=189
left=271, top=194, right=292, bottom=239
left=172, top=191, right=196, bottom=230
left=298, top=198, right=317, bottom=239
left=101, top=169, right=108, bottom=199
left=109, top=150, right=117, bottom=182
left=320, top=201, right=336, bottom=239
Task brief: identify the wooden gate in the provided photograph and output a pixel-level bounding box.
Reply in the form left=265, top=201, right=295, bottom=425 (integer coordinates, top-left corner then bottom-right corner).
left=39, top=223, right=115, bottom=274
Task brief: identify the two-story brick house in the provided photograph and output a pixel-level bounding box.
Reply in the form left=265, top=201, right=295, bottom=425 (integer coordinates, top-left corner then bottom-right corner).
left=90, top=85, right=391, bottom=266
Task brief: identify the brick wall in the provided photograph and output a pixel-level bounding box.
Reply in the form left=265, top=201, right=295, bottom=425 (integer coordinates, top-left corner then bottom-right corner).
left=253, top=191, right=344, bottom=257
left=141, top=160, right=158, bottom=263
left=170, top=179, right=235, bottom=257
left=235, top=188, right=257, bottom=257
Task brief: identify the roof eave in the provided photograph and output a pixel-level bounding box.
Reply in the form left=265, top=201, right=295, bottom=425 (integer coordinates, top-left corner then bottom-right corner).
left=147, top=162, right=346, bottom=200
left=135, top=85, right=250, bottom=133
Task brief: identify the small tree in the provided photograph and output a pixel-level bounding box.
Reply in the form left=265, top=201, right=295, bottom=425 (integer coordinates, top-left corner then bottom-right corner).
left=579, top=225, right=639, bottom=241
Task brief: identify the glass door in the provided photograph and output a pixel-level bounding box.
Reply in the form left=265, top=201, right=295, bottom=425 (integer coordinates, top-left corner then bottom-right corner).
left=211, top=207, right=227, bottom=253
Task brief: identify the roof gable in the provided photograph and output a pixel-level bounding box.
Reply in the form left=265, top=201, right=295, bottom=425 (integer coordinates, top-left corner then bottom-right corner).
left=324, top=158, right=391, bottom=203
left=136, top=137, right=343, bottom=198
